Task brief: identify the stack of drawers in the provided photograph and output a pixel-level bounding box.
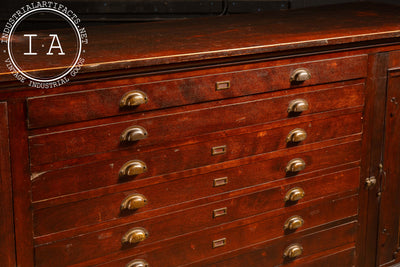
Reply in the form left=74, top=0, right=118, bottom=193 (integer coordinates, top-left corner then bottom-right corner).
left=27, top=52, right=367, bottom=266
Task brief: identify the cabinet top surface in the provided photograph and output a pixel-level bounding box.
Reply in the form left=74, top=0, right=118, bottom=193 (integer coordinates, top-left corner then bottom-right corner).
left=1, top=2, right=400, bottom=83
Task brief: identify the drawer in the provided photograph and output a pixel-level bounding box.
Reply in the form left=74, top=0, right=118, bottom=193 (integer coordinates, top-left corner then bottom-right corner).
left=33, top=167, right=360, bottom=236
left=28, top=82, right=364, bottom=166
left=27, top=55, right=368, bottom=128
left=198, top=233, right=356, bottom=267
left=34, top=194, right=358, bottom=267
left=31, top=133, right=362, bottom=202
left=288, top=247, right=356, bottom=267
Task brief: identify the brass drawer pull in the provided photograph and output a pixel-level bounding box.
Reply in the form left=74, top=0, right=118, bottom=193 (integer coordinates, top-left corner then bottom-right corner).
left=286, top=128, right=307, bottom=143
left=284, top=215, right=304, bottom=230
left=121, top=194, right=148, bottom=210
left=290, top=68, right=311, bottom=83
left=285, top=187, right=305, bottom=202
left=120, top=90, right=148, bottom=108
left=119, top=160, right=147, bottom=177
left=122, top=227, right=149, bottom=244
left=287, top=99, right=309, bottom=114
left=121, top=126, right=148, bottom=142
left=284, top=243, right=303, bottom=259
left=212, top=238, right=226, bottom=248
left=126, top=259, right=149, bottom=267
left=285, top=158, right=306, bottom=173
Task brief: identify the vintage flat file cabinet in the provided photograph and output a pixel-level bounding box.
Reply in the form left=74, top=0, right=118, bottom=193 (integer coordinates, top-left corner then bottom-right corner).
left=3, top=3, right=400, bottom=267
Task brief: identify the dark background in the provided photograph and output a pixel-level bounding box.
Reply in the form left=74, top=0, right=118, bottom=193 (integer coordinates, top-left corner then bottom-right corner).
left=2, top=0, right=399, bottom=23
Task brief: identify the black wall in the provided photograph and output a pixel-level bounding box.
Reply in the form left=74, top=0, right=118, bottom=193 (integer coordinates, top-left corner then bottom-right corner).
left=1, top=0, right=398, bottom=22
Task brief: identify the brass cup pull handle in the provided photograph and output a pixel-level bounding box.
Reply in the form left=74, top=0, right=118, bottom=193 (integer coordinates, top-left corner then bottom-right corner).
left=126, top=259, right=149, bottom=267
left=284, top=215, right=304, bottom=230
left=287, top=99, right=309, bottom=114
left=121, top=194, right=148, bottom=210
left=286, top=128, right=307, bottom=143
left=285, top=158, right=306, bottom=173
left=120, top=90, right=148, bottom=108
left=122, top=227, right=149, bottom=244
left=119, top=160, right=147, bottom=177
left=285, top=187, right=305, bottom=202
left=290, top=68, right=311, bottom=83
left=284, top=244, right=303, bottom=259
left=121, top=126, right=148, bottom=142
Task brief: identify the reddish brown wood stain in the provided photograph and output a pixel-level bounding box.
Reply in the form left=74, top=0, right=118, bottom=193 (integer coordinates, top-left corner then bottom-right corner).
left=2, top=3, right=400, bottom=267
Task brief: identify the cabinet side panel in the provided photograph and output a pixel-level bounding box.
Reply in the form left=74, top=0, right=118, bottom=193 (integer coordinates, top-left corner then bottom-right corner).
left=0, top=102, right=16, bottom=266
left=8, top=101, right=34, bottom=267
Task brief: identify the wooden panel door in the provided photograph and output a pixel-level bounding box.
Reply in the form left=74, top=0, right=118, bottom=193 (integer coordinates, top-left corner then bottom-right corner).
left=378, top=69, right=400, bottom=266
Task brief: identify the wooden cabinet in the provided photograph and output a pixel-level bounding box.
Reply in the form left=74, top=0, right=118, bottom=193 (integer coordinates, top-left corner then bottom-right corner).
left=2, top=3, right=400, bottom=266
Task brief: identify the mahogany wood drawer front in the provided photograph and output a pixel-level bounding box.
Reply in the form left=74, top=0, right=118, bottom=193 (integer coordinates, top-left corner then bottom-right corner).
left=31, top=130, right=362, bottom=203
left=33, top=167, right=360, bottom=236
left=29, top=107, right=362, bottom=178
left=26, top=55, right=367, bottom=129
left=33, top=193, right=358, bottom=267
left=28, top=82, right=364, bottom=167
left=200, top=228, right=356, bottom=267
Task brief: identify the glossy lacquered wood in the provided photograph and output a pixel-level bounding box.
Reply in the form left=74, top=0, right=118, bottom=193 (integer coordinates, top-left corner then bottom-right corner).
left=34, top=194, right=358, bottom=267
left=26, top=55, right=367, bottom=128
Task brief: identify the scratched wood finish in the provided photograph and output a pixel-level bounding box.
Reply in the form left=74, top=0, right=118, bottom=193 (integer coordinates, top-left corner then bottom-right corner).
left=28, top=83, right=364, bottom=166
left=34, top=194, right=358, bottom=267
left=0, top=3, right=399, bottom=81
left=26, top=55, right=367, bottom=128
left=33, top=167, right=360, bottom=237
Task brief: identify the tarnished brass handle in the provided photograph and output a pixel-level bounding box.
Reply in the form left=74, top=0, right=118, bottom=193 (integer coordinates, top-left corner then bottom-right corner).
left=365, top=176, right=377, bottom=189
left=121, top=126, right=148, bottom=142
left=121, top=194, right=148, bottom=210
left=287, top=99, right=309, bottom=114
left=122, top=227, right=148, bottom=244
left=125, top=259, right=149, bottom=267
left=286, top=128, right=307, bottom=143
left=285, top=187, right=305, bottom=202
left=284, top=244, right=303, bottom=259
left=285, top=158, right=306, bottom=173
left=284, top=215, right=304, bottom=230
left=120, top=90, right=148, bottom=108
left=290, top=68, right=311, bottom=83
left=119, top=160, right=147, bottom=177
